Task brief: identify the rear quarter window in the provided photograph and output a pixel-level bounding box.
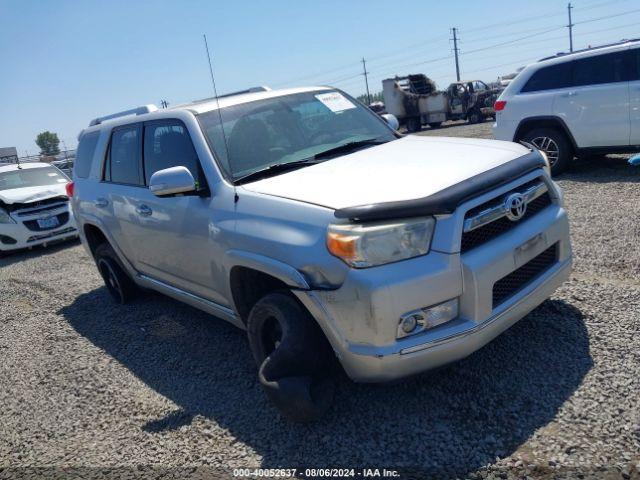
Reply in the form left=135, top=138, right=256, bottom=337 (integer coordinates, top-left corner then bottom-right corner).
left=521, top=63, right=572, bottom=93
left=74, top=131, right=100, bottom=178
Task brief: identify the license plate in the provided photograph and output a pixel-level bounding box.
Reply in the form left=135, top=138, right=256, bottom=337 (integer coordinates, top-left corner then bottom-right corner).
left=37, top=216, right=60, bottom=229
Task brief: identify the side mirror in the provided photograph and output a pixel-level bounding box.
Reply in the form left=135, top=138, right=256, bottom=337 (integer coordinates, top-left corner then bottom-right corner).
left=381, top=113, right=399, bottom=131
left=149, top=166, right=196, bottom=197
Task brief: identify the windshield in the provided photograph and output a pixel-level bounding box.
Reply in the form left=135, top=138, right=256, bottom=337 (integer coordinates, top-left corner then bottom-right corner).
left=0, top=166, right=69, bottom=191
left=197, top=90, right=396, bottom=181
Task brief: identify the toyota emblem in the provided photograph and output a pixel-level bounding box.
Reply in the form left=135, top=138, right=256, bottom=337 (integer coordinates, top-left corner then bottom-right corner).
left=504, top=193, right=527, bottom=221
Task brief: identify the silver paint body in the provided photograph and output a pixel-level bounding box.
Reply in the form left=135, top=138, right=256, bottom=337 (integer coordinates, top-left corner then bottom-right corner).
left=73, top=87, right=572, bottom=382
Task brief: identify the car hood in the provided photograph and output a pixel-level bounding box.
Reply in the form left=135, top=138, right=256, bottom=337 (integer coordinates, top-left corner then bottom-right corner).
left=241, top=136, right=531, bottom=210
left=0, top=183, right=68, bottom=205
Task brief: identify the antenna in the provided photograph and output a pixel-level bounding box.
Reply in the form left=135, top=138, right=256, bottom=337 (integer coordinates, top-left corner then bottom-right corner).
left=203, top=33, right=232, bottom=192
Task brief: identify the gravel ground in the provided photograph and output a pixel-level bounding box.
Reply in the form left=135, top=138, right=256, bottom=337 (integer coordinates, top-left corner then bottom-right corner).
left=1, top=122, right=639, bottom=479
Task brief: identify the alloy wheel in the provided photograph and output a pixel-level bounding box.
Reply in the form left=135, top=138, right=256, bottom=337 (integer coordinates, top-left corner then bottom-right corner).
left=530, top=136, right=560, bottom=166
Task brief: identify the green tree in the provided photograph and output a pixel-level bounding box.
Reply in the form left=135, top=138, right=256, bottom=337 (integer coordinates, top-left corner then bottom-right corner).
left=35, top=131, right=61, bottom=155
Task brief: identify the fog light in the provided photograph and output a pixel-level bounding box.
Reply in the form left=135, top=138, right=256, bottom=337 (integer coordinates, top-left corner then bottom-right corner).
left=397, top=298, right=459, bottom=339
left=400, top=314, right=419, bottom=334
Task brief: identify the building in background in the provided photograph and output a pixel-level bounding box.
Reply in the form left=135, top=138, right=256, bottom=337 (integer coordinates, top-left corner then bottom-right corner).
left=0, top=147, right=18, bottom=163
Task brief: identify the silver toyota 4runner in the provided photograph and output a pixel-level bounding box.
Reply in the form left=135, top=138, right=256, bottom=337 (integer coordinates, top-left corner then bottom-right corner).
left=71, top=86, right=572, bottom=422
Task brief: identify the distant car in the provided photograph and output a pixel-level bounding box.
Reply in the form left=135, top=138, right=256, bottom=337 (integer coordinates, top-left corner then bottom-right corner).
left=493, top=39, right=640, bottom=175
left=368, top=101, right=385, bottom=114
left=52, top=158, right=74, bottom=177
left=0, top=162, right=78, bottom=254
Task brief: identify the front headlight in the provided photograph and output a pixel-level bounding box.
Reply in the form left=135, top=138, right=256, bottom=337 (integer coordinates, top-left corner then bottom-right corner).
left=0, top=208, right=15, bottom=224
left=327, top=217, right=435, bottom=268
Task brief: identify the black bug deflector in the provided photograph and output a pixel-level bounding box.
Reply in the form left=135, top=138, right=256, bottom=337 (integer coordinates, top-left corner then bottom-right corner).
left=334, top=150, right=546, bottom=222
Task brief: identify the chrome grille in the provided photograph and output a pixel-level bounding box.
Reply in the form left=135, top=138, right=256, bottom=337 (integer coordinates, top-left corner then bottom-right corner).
left=461, top=179, right=552, bottom=253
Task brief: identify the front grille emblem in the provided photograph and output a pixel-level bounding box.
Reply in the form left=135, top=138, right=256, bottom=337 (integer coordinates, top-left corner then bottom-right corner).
left=504, top=193, right=527, bottom=221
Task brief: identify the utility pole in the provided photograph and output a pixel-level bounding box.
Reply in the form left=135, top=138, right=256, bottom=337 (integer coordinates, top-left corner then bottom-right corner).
left=451, top=27, right=461, bottom=81
left=567, top=2, right=574, bottom=53
left=362, top=58, right=371, bottom=105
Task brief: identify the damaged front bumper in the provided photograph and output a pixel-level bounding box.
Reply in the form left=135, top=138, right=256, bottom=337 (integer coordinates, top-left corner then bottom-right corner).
left=294, top=205, right=572, bottom=383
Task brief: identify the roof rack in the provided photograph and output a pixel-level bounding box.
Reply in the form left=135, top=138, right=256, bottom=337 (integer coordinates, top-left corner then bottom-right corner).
left=538, top=38, right=640, bottom=62
left=89, top=104, right=158, bottom=127
left=191, top=86, right=271, bottom=104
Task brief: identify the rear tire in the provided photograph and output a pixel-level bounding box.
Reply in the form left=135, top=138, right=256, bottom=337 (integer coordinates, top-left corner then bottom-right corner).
left=428, top=122, right=442, bottom=129
left=94, top=243, right=137, bottom=304
left=405, top=117, right=421, bottom=133
left=521, top=127, right=572, bottom=176
left=467, top=109, right=482, bottom=124
left=247, top=292, right=335, bottom=423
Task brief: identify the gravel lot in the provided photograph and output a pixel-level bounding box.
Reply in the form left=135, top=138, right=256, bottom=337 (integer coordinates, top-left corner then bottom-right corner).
left=1, top=121, right=639, bottom=479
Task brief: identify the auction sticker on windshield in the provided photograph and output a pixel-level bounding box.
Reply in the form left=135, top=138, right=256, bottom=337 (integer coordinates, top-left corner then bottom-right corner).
left=315, top=92, right=356, bottom=112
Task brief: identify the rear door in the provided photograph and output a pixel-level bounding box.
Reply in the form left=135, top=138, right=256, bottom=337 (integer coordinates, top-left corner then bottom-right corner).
left=553, top=50, right=631, bottom=147
left=101, top=123, right=146, bottom=265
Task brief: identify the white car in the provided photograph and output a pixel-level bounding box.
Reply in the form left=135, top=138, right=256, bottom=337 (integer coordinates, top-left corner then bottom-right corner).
left=493, top=39, right=640, bottom=175
left=0, top=162, right=78, bottom=254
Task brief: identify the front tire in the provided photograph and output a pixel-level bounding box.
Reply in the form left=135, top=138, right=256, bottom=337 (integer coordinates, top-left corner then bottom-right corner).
left=247, top=292, right=335, bottom=422
left=521, top=127, right=572, bottom=176
left=94, top=243, right=137, bottom=304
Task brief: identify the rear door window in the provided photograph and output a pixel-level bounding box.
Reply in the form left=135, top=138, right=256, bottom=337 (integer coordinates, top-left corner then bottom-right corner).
left=106, top=125, right=142, bottom=185
left=143, top=120, right=203, bottom=188
left=521, top=62, right=572, bottom=92
left=571, top=51, right=630, bottom=86
left=74, top=131, right=100, bottom=178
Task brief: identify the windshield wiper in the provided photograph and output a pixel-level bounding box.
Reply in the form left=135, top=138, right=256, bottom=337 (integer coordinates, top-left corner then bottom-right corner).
left=312, top=137, right=389, bottom=160
left=233, top=138, right=391, bottom=185
left=234, top=158, right=324, bottom=185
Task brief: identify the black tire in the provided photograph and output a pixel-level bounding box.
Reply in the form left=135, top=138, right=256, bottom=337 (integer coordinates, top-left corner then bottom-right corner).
left=247, top=292, right=335, bottom=423
left=467, top=109, right=482, bottom=124
left=428, top=122, right=442, bottom=129
left=521, top=127, right=572, bottom=176
left=405, top=117, right=421, bottom=133
left=94, top=243, right=137, bottom=304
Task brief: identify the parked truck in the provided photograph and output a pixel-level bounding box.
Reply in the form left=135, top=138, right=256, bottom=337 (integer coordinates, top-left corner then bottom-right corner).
left=382, top=74, right=502, bottom=132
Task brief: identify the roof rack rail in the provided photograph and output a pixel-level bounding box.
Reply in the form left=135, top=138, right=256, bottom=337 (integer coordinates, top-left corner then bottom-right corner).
left=89, top=104, right=158, bottom=127
left=538, top=38, right=640, bottom=62
left=191, top=86, right=271, bottom=104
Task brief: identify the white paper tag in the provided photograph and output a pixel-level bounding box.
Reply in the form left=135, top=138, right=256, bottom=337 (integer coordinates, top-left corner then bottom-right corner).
left=315, top=92, right=356, bottom=113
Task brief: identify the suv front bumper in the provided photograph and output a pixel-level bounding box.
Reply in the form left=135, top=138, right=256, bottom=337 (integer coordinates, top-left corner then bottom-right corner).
left=295, top=205, right=571, bottom=382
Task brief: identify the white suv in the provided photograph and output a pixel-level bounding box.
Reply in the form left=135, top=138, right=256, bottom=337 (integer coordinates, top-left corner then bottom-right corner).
left=493, top=39, right=640, bottom=175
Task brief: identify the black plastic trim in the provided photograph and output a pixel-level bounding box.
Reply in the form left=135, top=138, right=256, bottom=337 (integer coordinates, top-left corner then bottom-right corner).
left=334, top=150, right=546, bottom=222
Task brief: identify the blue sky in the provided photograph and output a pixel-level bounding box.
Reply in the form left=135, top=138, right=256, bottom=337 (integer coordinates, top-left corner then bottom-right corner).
left=1, top=0, right=639, bottom=154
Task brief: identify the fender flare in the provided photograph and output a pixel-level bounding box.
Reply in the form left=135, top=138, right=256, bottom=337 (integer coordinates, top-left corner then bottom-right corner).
left=79, top=216, right=138, bottom=279
left=225, top=250, right=311, bottom=290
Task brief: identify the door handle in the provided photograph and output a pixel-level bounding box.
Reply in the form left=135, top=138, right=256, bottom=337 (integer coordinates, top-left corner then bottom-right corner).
left=560, top=91, right=578, bottom=98
left=95, top=197, right=109, bottom=208
left=136, top=204, right=153, bottom=217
